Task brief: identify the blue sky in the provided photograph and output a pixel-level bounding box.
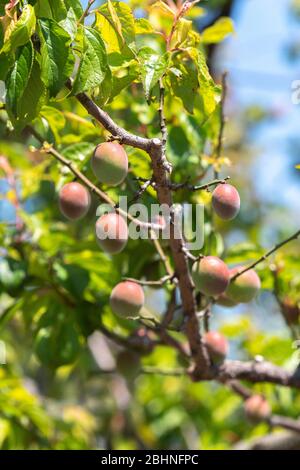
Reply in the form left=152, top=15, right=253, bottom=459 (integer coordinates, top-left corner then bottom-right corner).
left=220, top=0, right=300, bottom=210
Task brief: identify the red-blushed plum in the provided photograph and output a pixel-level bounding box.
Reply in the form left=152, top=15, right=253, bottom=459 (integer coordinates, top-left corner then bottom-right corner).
left=226, top=267, right=261, bottom=303
left=192, top=256, right=230, bottom=296
left=110, top=281, right=145, bottom=318
left=91, top=142, right=128, bottom=186
left=204, top=331, right=229, bottom=364
left=212, top=184, right=240, bottom=220
left=59, top=182, right=90, bottom=220
left=96, top=213, right=128, bottom=254
left=244, top=395, right=271, bottom=422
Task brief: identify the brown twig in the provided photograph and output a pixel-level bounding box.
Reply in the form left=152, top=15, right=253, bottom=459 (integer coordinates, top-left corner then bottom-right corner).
left=231, top=229, right=300, bottom=281
left=214, top=72, right=228, bottom=179
left=123, top=274, right=174, bottom=286
left=158, top=77, right=172, bottom=173
left=169, top=176, right=230, bottom=192
left=68, top=77, right=211, bottom=376
left=78, top=0, right=96, bottom=24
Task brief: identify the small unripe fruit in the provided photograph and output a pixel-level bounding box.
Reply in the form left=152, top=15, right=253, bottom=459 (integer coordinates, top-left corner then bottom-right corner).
left=226, top=267, right=261, bottom=303
left=59, top=182, right=90, bottom=220
left=91, top=142, right=128, bottom=186
left=216, top=293, right=238, bottom=308
left=204, top=331, right=228, bottom=364
left=244, top=395, right=271, bottom=422
left=116, top=350, right=140, bottom=380
left=96, top=213, right=128, bottom=254
left=212, top=184, right=240, bottom=220
left=110, top=281, right=145, bottom=318
left=192, top=256, right=230, bottom=296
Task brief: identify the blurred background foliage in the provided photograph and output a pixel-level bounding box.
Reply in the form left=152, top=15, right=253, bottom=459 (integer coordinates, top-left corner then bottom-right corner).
left=0, top=0, right=300, bottom=450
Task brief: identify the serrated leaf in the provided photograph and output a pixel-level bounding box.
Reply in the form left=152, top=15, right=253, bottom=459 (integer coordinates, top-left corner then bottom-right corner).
left=59, top=7, right=77, bottom=40
left=187, top=47, right=220, bottom=116
left=170, top=18, right=192, bottom=49
left=134, top=18, right=155, bottom=35
left=150, top=0, right=175, bottom=18
left=61, top=142, right=95, bottom=164
left=72, top=27, right=109, bottom=95
left=107, top=0, right=124, bottom=42
left=170, top=62, right=198, bottom=113
left=110, top=63, right=139, bottom=101
left=138, top=47, right=169, bottom=100
left=6, top=42, right=34, bottom=118
left=39, top=18, right=73, bottom=98
left=11, top=59, right=46, bottom=130
left=48, top=0, right=68, bottom=22
left=99, top=1, right=135, bottom=50
left=40, top=105, right=66, bottom=143
left=202, top=17, right=234, bottom=44
left=0, top=51, right=15, bottom=80
left=64, top=0, right=83, bottom=19
left=1, top=4, right=36, bottom=53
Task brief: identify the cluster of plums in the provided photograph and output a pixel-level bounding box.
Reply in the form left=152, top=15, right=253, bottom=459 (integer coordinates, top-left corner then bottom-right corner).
left=58, top=142, right=145, bottom=319
left=58, top=142, right=261, bottom=368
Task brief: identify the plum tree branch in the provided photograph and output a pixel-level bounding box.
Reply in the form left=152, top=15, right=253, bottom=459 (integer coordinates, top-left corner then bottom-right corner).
left=68, top=79, right=211, bottom=376
left=66, top=79, right=153, bottom=152
left=169, top=176, right=230, bottom=192
left=231, top=229, right=300, bottom=281
left=213, top=359, right=300, bottom=389
left=235, top=430, right=300, bottom=450
left=158, top=77, right=172, bottom=173
left=27, top=126, right=156, bottom=231
left=123, top=274, right=174, bottom=286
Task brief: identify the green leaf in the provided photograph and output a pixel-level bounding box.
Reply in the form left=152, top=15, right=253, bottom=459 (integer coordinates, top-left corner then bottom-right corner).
left=202, top=17, right=234, bottom=44
left=35, top=321, right=80, bottom=368
left=110, top=64, right=139, bottom=101
left=170, top=62, right=198, bottom=114
left=187, top=47, right=220, bottom=116
left=48, top=0, right=68, bottom=22
left=40, top=105, right=66, bottom=143
left=134, top=18, right=155, bottom=35
left=0, top=52, right=15, bottom=81
left=6, top=42, right=34, bottom=118
left=170, top=18, right=192, bottom=49
left=138, top=48, right=169, bottom=100
left=61, top=142, right=95, bottom=165
left=59, top=7, right=77, bottom=40
left=64, top=0, right=83, bottom=19
left=72, top=27, right=109, bottom=95
left=11, top=59, right=46, bottom=130
left=98, top=1, right=136, bottom=51
left=1, top=4, right=36, bottom=53
left=39, top=18, right=73, bottom=98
